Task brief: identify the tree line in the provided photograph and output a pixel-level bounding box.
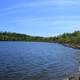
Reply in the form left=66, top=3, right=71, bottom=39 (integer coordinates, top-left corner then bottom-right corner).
left=0, top=31, right=80, bottom=45
left=52, top=31, right=80, bottom=45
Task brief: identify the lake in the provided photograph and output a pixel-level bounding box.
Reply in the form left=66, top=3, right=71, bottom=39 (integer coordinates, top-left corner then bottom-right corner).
left=0, top=42, right=80, bottom=80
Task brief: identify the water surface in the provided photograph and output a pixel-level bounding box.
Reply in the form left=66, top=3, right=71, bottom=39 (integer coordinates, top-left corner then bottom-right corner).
left=0, top=42, right=80, bottom=80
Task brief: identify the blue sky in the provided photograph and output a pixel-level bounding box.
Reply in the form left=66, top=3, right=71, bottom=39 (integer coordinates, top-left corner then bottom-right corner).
left=0, top=0, right=80, bottom=36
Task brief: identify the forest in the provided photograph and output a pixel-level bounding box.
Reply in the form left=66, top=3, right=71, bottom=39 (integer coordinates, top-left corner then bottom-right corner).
left=53, top=31, right=80, bottom=44
left=0, top=31, right=80, bottom=46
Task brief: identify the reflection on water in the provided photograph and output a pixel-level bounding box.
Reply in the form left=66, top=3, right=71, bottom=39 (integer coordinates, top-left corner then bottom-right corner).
left=0, top=42, right=79, bottom=80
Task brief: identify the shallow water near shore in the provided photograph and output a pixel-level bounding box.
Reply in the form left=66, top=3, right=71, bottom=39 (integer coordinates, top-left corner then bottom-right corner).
left=0, top=42, right=80, bottom=80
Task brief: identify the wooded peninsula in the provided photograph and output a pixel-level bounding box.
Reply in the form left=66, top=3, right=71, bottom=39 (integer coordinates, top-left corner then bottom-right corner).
left=0, top=31, right=80, bottom=49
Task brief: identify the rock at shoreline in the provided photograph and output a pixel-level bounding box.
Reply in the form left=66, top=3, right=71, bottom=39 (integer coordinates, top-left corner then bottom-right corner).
left=63, top=44, right=80, bottom=49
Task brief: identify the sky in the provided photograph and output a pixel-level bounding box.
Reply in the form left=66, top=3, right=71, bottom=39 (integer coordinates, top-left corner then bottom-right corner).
left=0, top=0, right=80, bottom=36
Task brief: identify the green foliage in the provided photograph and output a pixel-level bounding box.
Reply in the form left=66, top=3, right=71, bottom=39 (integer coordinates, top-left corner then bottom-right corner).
left=53, top=31, right=80, bottom=45
left=0, top=31, right=80, bottom=45
left=0, top=32, right=47, bottom=42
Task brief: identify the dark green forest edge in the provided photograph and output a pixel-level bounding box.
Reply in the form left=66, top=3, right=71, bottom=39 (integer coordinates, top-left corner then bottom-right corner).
left=0, top=31, right=80, bottom=49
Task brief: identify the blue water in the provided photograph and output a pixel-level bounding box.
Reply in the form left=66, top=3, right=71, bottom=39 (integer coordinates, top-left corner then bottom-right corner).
left=0, top=42, right=80, bottom=80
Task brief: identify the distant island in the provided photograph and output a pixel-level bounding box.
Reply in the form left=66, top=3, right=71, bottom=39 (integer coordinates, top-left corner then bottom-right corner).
left=0, top=31, right=80, bottom=49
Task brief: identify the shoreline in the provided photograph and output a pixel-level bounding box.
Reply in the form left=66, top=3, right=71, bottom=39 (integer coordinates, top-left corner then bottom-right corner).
left=62, top=43, right=80, bottom=49
left=0, top=40, right=80, bottom=49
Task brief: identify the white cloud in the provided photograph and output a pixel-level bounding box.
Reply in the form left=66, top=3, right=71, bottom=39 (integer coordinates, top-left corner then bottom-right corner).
left=1, top=0, right=80, bottom=12
left=14, top=16, right=80, bottom=27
